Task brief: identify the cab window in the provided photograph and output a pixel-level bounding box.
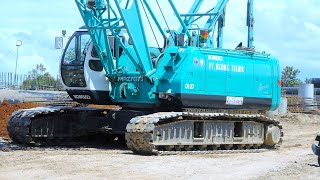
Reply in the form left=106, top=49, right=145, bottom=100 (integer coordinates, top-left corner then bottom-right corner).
left=63, top=37, right=76, bottom=65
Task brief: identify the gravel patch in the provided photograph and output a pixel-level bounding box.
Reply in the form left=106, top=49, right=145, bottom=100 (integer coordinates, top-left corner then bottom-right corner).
left=0, top=137, right=9, bottom=151
left=0, top=90, right=68, bottom=103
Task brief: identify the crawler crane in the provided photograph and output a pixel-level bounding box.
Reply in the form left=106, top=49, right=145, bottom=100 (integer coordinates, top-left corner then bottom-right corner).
left=8, top=0, right=282, bottom=154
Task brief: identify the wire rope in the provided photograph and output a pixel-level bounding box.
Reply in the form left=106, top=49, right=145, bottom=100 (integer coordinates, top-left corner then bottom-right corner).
left=155, top=0, right=174, bottom=43
left=139, top=0, right=160, bottom=49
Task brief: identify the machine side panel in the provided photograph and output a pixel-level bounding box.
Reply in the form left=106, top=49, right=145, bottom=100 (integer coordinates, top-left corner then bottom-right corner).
left=253, top=59, right=272, bottom=98
left=271, top=57, right=281, bottom=110
left=156, top=47, right=277, bottom=110
left=204, top=52, right=227, bottom=93
left=226, top=54, right=254, bottom=96
left=174, top=93, right=271, bottom=109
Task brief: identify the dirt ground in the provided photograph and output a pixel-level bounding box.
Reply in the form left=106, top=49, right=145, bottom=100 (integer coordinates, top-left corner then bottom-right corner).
left=0, top=112, right=319, bottom=179
left=0, top=101, right=41, bottom=139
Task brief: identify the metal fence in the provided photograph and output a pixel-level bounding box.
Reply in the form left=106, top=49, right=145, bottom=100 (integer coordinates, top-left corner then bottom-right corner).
left=0, top=72, right=62, bottom=91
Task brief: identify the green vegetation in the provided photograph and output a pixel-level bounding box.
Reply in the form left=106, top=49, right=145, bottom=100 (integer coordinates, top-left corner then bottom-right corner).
left=281, top=66, right=301, bottom=87
left=21, top=64, right=60, bottom=90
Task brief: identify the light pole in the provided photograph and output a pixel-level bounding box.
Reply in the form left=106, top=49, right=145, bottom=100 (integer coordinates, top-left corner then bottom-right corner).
left=15, top=40, right=22, bottom=87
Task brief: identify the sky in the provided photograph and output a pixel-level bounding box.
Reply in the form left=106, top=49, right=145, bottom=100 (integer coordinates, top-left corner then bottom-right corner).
left=0, top=0, right=319, bottom=81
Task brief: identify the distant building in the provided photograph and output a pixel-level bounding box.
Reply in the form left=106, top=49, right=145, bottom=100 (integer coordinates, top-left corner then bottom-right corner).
left=284, top=78, right=320, bottom=96
left=311, top=78, right=320, bottom=88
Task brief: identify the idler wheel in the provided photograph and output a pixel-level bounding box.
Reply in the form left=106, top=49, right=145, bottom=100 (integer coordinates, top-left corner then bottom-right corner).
left=264, top=125, right=281, bottom=146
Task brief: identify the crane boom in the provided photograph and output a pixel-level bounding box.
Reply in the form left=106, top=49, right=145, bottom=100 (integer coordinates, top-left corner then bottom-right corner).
left=76, top=0, right=257, bottom=79
left=203, top=0, right=229, bottom=33
left=114, top=0, right=154, bottom=75
left=247, top=0, right=254, bottom=48
left=75, top=0, right=232, bottom=80
left=179, top=0, right=205, bottom=33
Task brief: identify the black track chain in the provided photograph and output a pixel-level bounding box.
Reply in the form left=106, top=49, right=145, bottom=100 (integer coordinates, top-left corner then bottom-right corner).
left=7, top=106, right=65, bottom=145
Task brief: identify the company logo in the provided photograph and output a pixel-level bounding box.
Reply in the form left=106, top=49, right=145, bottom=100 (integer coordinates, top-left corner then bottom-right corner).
left=193, top=58, right=199, bottom=65
left=208, top=55, right=223, bottom=61
left=117, top=77, right=144, bottom=82
left=73, top=95, right=91, bottom=100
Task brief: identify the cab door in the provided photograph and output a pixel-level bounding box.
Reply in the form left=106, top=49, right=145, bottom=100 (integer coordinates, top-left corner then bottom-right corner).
left=61, top=31, right=87, bottom=88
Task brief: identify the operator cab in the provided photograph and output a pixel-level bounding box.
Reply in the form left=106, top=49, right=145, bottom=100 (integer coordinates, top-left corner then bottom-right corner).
left=60, top=26, right=127, bottom=104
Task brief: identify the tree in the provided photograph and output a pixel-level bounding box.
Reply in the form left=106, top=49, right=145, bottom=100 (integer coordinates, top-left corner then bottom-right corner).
left=281, top=66, right=301, bottom=87
left=21, top=63, right=60, bottom=90
left=305, top=78, right=312, bottom=84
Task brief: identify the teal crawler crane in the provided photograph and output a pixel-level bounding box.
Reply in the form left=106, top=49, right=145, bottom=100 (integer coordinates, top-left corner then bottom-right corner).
left=8, top=0, right=282, bottom=155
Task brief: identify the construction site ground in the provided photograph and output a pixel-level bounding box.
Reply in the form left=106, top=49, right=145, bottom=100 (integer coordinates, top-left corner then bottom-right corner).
left=0, top=91, right=319, bottom=179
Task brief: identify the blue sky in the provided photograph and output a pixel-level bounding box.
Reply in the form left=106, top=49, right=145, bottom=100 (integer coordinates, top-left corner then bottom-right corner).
left=0, top=0, right=319, bottom=81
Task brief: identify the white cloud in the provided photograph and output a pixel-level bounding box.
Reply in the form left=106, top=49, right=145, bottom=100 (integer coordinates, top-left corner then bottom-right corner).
left=304, top=22, right=320, bottom=33
left=0, top=0, right=320, bottom=81
left=17, top=55, right=45, bottom=72
left=255, top=1, right=287, bottom=11
left=0, top=0, right=83, bottom=77
left=247, top=0, right=320, bottom=79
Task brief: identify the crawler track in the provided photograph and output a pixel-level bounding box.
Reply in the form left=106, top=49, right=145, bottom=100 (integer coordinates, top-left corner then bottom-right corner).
left=7, top=106, right=110, bottom=146
left=126, top=112, right=283, bottom=155
left=8, top=107, right=283, bottom=156
left=8, top=106, right=62, bottom=145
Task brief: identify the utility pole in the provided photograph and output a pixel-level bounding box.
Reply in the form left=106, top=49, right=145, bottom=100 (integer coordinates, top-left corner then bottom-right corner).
left=15, top=40, right=22, bottom=88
